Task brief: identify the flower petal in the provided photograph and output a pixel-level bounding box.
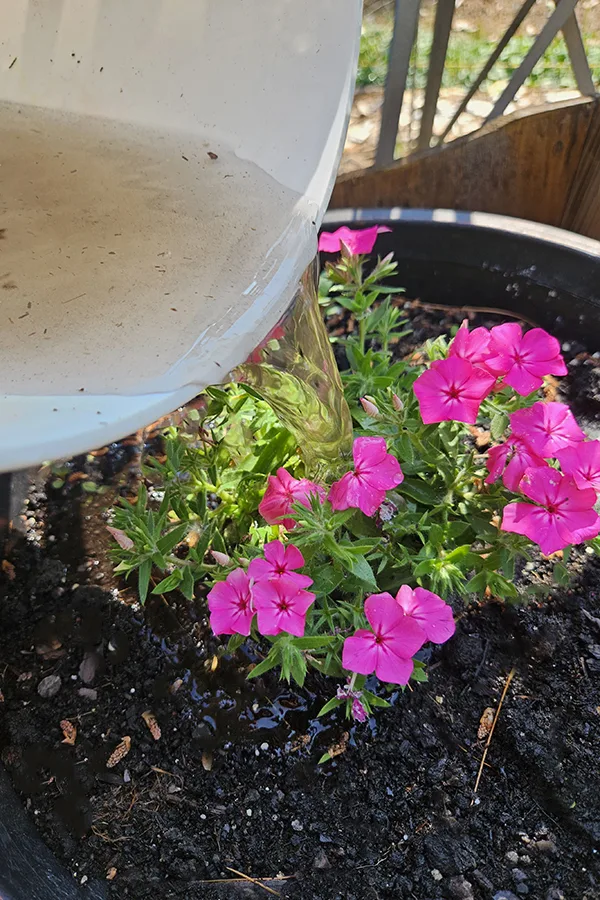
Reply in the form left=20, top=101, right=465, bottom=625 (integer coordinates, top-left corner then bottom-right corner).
left=263, top=540, right=286, bottom=568
left=374, top=643, right=415, bottom=685
left=342, top=631, right=378, bottom=675
left=283, top=543, right=305, bottom=570
left=364, top=592, right=405, bottom=636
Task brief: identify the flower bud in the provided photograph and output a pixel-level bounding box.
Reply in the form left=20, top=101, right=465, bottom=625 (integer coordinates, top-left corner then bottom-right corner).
left=391, top=393, right=404, bottom=412
left=211, top=550, right=231, bottom=566
left=360, top=397, right=380, bottom=418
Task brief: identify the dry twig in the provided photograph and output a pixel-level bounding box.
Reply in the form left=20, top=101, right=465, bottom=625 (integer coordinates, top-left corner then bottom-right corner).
left=471, top=667, right=516, bottom=802
left=225, top=866, right=282, bottom=896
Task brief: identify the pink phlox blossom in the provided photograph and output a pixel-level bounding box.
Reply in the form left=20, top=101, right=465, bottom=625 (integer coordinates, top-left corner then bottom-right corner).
left=448, top=322, right=492, bottom=370
left=328, top=436, right=403, bottom=517
left=342, top=592, right=426, bottom=685
left=248, top=540, right=313, bottom=589
left=485, top=437, right=547, bottom=492
left=318, top=225, right=391, bottom=256
left=413, top=356, right=495, bottom=425
left=510, top=401, right=585, bottom=458
left=501, top=466, right=600, bottom=555
left=252, top=575, right=315, bottom=637
left=557, top=440, right=600, bottom=493
left=259, top=467, right=325, bottom=529
left=394, top=585, right=455, bottom=644
left=485, top=323, right=567, bottom=395
left=207, top=568, right=254, bottom=636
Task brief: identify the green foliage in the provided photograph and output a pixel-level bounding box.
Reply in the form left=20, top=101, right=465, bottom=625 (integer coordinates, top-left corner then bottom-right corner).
left=108, top=242, right=576, bottom=720
left=358, top=21, right=600, bottom=92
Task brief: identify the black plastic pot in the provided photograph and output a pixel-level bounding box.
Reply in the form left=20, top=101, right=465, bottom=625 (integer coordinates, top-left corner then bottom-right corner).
left=3, top=208, right=600, bottom=899
left=322, top=208, right=600, bottom=346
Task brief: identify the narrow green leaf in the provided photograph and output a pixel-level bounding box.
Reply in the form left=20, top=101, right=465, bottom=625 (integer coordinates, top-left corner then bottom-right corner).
left=180, top=566, right=196, bottom=601
left=152, top=569, right=184, bottom=594
left=318, top=696, right=344, bottom=717
left=157, top=522, right=189, bottom=555
left=247, top=648, right=280, bottom=679
left=138, top=558, right=152, bottom=604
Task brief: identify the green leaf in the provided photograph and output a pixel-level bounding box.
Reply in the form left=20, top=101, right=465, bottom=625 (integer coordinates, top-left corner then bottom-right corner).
left=400, top=478, right=442, bottom=506
left=291, top=636, right=337, bottom=650
left=318, top=696, right=345, bottom=717
left=289, top=649, right=307, bottom=687
left=152, top=569, right=184, bottom=594
left=138, top=558, right=152, bottom=604
left=411, top=665, right=428, bottom=683
left=553, top=562, right=570, bottom=586
left=491, top=412, right=510, bottom=441
left=363, top=693, right=391, bottom=708
left=180, top=566, right=196, bottom=601
left=318, top=752, right=333, bottom=765
left=311, top=566, right=344, bottom=597
left=227, top=633, right=246, bottom=654
left=157, top=522, right=189, bottom=555
left=395, top=433, right=414, bottom=464
left=346, top=554, right=378, bottom=590
left=247, top=648, right=280, bottom=679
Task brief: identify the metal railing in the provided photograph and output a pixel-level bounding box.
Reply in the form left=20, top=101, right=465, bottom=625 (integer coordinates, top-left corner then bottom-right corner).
left=374, top=0, right=597, bottom=168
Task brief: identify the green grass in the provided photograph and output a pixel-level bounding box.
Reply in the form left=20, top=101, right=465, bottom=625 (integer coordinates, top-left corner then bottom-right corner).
left=357, top=22, right=600, bottom=92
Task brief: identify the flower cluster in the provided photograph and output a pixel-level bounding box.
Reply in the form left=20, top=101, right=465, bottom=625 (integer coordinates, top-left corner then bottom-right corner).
left=343, top=587, right=455, bottom=685
left=414, top=321, right=568, bottom=424
left=413, top=321, right=600, bottom=555
left=489, top=401, right=600, bottom=555
left=259, top=436, right=403, bottom=526
left=208, top=540, right=316, bottom=637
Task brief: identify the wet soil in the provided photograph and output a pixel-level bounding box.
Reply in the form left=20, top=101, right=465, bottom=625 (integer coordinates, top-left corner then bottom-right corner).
left=1, top=303, right=600, bottom=900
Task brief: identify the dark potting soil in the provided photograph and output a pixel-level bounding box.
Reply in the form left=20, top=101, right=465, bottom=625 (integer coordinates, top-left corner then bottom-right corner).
left=1, top=303, right=600, bottom=900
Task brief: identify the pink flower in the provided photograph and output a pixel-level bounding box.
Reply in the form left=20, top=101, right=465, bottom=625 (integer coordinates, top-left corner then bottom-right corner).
left=501, top=466, right=600, bottom=555
left=248, top=540, right=313, bottom=589
left=318, top=225, right=391, bottom=256
left=394, top=585, right=455, bottom=644
left=557, top=441, right=600, bottom=493
left=413, top=356, right=495, bottom=425
left=485, top=437, right=547, bottom=492
left=485, top=323, right=567, bottom=395
left=252, top=575, right=315, bottom=637
left=329, top=437, right=403, bottom=517
left=207, top=568, right=254, bottom=636
left=342, top=593, right=426, bottom=685
left=510, top=401, right=585, bottom=458
left=259, top=468, right=325, bottom=529
left=448, top=323, right=492, bottom=369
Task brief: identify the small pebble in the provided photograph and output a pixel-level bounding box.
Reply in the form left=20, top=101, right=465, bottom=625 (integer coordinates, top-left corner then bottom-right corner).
left=505, top=851, right=519, bottom=865
left=512, top=869, right=527, bottom=882
left=291, top=819, right=303, bottom=832
left=78, top=688, right=98, bottom=701
left=431, top=869, right=443, bottom=882
left=260, top=742, right=269, bottom=751
left=535, top=840, right=557, bottom=855
left=493, top=892, right=519, bottom=900
left=37, top=674, right=61, bottom=699
left=246, top=809, right=252, bottom=817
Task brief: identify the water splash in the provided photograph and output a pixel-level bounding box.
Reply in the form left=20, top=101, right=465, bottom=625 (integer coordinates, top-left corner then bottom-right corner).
left=234, top=256, right=353, bottom=476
